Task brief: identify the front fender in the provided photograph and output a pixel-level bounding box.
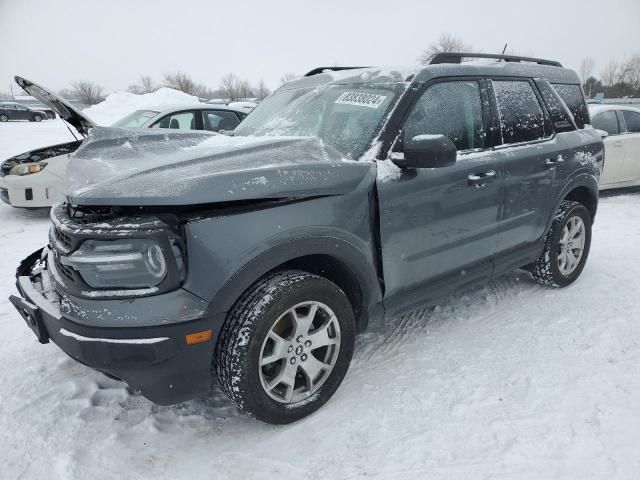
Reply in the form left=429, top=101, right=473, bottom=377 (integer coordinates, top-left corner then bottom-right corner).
left=180, top=173, right=381, bottom=329
left=204, top=235, right=383, bottom=324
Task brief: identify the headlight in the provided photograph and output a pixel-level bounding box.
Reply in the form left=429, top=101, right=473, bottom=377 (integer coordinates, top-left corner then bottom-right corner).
left=61, top=238, right=184, bottom=289
left=10, top=162, right=47, bottom=176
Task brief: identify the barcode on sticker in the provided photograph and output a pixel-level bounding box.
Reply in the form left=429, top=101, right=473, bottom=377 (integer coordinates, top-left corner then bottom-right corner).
left=335, top=92, right=387, bottom=109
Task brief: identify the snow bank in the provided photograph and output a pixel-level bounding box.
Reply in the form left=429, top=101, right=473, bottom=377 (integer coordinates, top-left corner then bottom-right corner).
left=83, top=87, right=201, bottom=126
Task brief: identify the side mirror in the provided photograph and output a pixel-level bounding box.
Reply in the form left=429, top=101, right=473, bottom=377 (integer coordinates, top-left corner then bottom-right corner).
left=595, top=129, right=609, bottom=139
left=392, top=134, right=457, bottom=169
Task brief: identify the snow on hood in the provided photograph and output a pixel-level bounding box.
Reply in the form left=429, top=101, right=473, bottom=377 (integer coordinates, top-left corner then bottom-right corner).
left=83, top=88, right=202, bottom=125
left=65, top=127, right=372, bottom=206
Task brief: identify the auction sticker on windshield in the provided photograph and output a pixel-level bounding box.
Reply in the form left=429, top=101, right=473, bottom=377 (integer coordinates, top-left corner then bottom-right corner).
left=335, top=92, right=388, bottom=108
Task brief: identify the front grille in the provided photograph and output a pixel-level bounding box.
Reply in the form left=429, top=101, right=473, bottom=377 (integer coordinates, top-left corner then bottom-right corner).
left=53, top=253, right=75, bottom=283
left=54, top=227, right=74, bottom=251
left=65, top=203, right=117, bottom=224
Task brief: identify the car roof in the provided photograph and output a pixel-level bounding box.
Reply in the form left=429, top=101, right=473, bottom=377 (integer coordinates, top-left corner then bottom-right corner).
left=144, top=103, right=250, bottom=115
left=280, top=61, right=580, bottom=91
left=588, top=104, right=640, bottom=115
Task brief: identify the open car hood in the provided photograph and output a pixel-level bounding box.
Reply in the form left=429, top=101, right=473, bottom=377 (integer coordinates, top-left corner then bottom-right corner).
left=65, top=127, right=373, bottom=206
left=15, top=76, right=96, bottom=136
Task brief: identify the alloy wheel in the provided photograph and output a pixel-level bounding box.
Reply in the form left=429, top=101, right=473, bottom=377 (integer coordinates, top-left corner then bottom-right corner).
left=259, top=301, right=341, bottom=404
left=558, top=216, right=586, bottom=276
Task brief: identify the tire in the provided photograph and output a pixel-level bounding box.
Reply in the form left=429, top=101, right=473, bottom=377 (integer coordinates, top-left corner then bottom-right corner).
left=216, top=270, right=356, bottom=424
left=527, top=200, right=592, bottom=287
left=33, top=114, right=42, bottom=122
left=0, top=114, right=8, bottom=122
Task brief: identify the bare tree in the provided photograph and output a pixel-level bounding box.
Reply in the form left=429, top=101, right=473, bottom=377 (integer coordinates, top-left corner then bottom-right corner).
left=419, top=33, right=473, bottom=64
left=162, top=71, right=198, bottom=95
left=128, top=75, right=158, bottom=94
left=58, top=88, right=76, bottom=99
left=616, top=55, right=640, bottom=87
left=600, top=60, right=619, bottom=87
left=579, top=57, right=595, bottom=83
left=70, top=80, right=105, bottom=105
left=139, top=75, right=156, bottom=94
left=238, top=78, right=254, bottom=100
left=626, top=55, right=640, bottom=90
left=279, top=73, right=298, bottom=86
left=219, top=73, right=241, bottom=101
left=255, top=79, right=271, bottom=100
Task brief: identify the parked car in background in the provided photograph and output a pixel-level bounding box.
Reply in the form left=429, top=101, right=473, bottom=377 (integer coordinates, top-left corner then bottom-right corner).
left=9, top=56, right=603, bottom=424
left=112, top=104, right=250, bottom=132
left=0, top=89, right=249, bottom=208
left=7, top=98, right=57, bottom=119
left=0, top=102, right=50, bottom=122
left=589, top=105, right=640, bottom=190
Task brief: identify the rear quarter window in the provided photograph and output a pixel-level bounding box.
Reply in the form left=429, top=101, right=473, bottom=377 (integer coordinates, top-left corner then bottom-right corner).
left=535, top=80, right=575, bottom=132
left=622, top=110, right=640, bottom=133
left=591, top=111, right=619, bottom=135
left=551, top=84, right=589, bottom=129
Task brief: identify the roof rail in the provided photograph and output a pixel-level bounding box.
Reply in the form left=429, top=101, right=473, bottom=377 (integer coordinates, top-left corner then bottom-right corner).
left=304, top=66, right=371, bottom=77
left=429, top=53, right=562, bottom=67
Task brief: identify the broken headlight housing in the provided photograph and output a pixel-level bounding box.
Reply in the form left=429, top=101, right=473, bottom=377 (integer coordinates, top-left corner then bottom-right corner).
left=61, top=238, right=185, bottom=290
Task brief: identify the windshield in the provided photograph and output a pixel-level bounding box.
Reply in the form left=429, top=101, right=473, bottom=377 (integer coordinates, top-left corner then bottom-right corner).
left=234, top=84, right=403, bottom=159
left=112, top=110, right=160, bottom=128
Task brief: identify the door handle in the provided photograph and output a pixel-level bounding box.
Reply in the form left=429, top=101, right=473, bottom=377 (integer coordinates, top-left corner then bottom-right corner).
left=544, top=157, right=565, bottom=168
left=468, top=170, right=497, bottom=187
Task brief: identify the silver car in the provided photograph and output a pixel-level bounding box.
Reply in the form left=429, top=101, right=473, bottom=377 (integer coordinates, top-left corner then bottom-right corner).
left=111, top=104, right=251, bottom=132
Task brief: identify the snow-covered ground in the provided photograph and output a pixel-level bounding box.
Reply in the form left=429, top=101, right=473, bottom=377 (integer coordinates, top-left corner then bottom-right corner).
left=1, top=121, right=640, bottom=480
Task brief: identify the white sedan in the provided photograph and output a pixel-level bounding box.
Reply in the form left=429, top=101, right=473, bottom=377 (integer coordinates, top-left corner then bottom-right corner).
left=1, top=77, right=249, bottom=208
left=589, top=104, right=640, bottom=190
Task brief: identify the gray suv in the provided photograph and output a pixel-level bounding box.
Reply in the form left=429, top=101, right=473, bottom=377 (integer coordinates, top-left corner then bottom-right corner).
left=9, top=55, right=603, bottom=424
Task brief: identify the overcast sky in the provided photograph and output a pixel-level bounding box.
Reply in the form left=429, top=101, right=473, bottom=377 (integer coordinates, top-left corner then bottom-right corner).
left=1, top=0, right=639, bottom=95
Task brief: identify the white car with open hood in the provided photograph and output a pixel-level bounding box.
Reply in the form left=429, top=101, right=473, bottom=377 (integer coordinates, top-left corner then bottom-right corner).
left=0, top=77, right=247, bottom=208
left=589, top=104, right=640, bottom=190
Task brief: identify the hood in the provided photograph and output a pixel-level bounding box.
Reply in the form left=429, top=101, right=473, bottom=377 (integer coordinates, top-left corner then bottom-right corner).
left=14, top=76, right=96, bottom=136
left=65, top=127, right=373, bottom=206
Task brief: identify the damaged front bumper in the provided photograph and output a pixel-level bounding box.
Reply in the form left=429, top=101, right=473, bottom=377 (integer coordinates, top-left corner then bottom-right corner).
left=9, top=247, right=219, bottom=405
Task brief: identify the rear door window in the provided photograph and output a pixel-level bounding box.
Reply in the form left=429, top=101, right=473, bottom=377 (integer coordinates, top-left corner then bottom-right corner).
left=592, top=111, right=620, bottom=135
left=152, top=111, right=196, bottom=130
left=551, top=84, right=589, bottom=129
left=203, top=110, right=241, bottom=132
left=492, top=80, right=546, bottom=144
left=622, top=110, right=640, bottom=133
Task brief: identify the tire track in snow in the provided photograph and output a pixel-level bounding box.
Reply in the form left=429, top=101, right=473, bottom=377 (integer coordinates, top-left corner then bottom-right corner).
left=352, top=272, right=545, bottom=378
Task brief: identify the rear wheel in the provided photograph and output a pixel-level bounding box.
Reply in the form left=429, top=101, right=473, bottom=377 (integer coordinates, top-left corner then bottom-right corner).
left=527, top=200, right=592, bottom=287
left=215, top=270, right=356, bottom=424
left=32, top=114, right=42, bottom=122
left=0, top=114, right=8, bottom=122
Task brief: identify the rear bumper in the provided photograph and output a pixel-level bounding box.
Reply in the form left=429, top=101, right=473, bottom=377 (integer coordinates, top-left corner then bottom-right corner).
left=10, top=249, right=219, bottom=405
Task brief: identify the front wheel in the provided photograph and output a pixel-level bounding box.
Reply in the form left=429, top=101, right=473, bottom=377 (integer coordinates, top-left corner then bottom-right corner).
left=216, top=270, right=356, bottom=424
left=527, top=200, right=592, bottom=287
left=32, top=114, right=42, bottom=122
left=0, top=114, right=8, bottom=122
